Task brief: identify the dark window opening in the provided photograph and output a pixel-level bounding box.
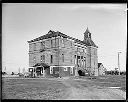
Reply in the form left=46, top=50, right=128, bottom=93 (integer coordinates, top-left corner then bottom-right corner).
left=51, top=55, right=53, bottom=63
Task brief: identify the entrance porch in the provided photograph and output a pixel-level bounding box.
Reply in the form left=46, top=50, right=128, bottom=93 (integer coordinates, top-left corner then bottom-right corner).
left=29, top=63, right=50, bottom=77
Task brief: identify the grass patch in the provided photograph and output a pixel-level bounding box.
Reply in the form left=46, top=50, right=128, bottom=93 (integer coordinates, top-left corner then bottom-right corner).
left=75, top=75, right=126, bottom=91
left=2, top=78, right=68, bottom=100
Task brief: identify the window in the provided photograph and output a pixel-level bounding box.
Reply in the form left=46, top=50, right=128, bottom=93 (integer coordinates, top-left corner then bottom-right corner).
left=43, top=55, right=45, bottom=62
left=84, top=57, right=86, bottom=67
left=61, top=39, right=64, bottom=47
left=62, top=54, right=64, bottom=62
left=70, top=67, right=73, bottom=74
left=51, top=55, right=53, bottom=63
left=56, top=38, right=59, bottom=47
left=33, top=57, right=36, bottom=63
left=70, top=59, right=72, bottom=63
left=64, top=67, right=67, bottom=71
left=29, top=68, right=33, bottom=72
left=41, top=56, right=43, bottom=62
left=41, top=55, right=45, bottom=62
left=78, top=59, right=81, bottom=67
left=70, top=41, right=72, bottom=46
left=51, top=39, right=55, bottom=48
left=51, top=39, right=53, bottom=48
left=41, top=41, right=45, bottom=49
left=34, top=43, right=36, bottom=51
left=29, top=44, right=32, bottom=51
left=50, top=67, right=53, bottom=74
left=74, top=55, right=77, bottom=64
left=83, top=49, right=84, bottom=52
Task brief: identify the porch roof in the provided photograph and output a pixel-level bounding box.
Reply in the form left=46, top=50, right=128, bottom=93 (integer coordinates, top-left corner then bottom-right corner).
left=33, top=63, right=50, bottom=68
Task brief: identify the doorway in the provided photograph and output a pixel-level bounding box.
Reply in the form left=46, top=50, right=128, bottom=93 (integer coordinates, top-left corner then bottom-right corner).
left=78, top=70, right=85, bottom=76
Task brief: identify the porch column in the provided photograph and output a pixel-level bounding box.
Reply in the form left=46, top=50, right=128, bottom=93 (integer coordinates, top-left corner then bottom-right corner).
left=43, top=67, right=45, bottom=77
left=33, top=67, right=36, bottom=77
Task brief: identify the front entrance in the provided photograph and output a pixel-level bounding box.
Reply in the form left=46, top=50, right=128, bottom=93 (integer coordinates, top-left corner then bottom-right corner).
left=78, top=70, right=85, bottom=76
left=36, top=67, right=44, bottom=77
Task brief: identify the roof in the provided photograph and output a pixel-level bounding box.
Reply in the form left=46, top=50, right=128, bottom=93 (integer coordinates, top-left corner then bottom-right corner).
left=28, top=30, right=97, bottom=48
left=33, top=63, right=50, bottom=68
left=98, top=63, right=103, bottom=68
left=83, top=38, right=98, bottom=48
left=84, top=27, right=90, bottom=34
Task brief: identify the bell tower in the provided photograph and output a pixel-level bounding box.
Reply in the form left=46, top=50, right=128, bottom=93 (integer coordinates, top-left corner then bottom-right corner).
left=84, top=27, right=91, bottom=40
left=83, top=27, right=98, bottom=76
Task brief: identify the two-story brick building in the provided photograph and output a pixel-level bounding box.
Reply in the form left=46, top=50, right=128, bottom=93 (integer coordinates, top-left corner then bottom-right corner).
left=27, top=28, right=98, bottom=77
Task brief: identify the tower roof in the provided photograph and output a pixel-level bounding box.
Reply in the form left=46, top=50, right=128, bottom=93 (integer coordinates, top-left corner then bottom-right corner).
left=83, top=27, right=98, bottom=48
left=84, top=27, right=90, bottom=34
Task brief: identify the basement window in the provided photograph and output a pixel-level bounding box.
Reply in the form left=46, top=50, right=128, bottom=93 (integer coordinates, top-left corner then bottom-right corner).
left=64, top=67, right=67, bottom=71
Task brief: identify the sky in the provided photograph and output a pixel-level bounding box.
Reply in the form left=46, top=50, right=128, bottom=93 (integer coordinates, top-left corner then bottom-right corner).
left=2, top=3, right=127, bottom=73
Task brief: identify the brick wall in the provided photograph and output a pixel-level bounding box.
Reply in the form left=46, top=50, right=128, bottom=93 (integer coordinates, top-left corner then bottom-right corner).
left=86, top=46, right=98, bottom=76
left=28, top=35, right=98, bottom=76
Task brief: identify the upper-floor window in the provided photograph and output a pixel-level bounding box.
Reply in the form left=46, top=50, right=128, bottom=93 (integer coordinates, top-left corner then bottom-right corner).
left=84, top=57, right=86, bottom=67
left=61, top=39, right=65, bottom=47
left=29, top=44, right=32, bottom=51
left=41, top=55, right=45, bottom=62
left=62, top=54, right=64, bottom=62
left=70, top=59, right=72, bottom=63
left=33, top=56, right=36, bottom=64
left=83, top=49, right=84, bottom=52
left=51, top=55, right=53, bottom=64
left=70, top=41, right=72, bottom=46
left=51, top=39, right=53, bottom=47
left=51, top=39, right=56, bottom=48
left=77, top=47, right=81, bottom=52
left=55, top=38, right=59, bottom=47
left=41, top=41, right=45, bottom=49
left=34, top=43, right=36, bottom=51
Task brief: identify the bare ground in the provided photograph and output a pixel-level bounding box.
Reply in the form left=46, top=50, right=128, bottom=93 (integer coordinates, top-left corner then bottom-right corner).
left=2, top=76, right=126, bottom=100
left=58, top=78, right=126, bottom=100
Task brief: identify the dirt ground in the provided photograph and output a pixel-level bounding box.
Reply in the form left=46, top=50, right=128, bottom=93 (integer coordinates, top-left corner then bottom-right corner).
left=49, top=77, right=126, bottom=100
left=2, top=76, right=126, bottom=100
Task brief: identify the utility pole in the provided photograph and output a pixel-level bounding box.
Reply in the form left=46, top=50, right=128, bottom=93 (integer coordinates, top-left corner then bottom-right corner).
left=118, top=52, right=121, bottom=75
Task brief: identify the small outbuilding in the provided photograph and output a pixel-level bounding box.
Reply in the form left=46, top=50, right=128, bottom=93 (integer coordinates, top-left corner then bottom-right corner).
left=98, top=63, right=107, bottom=75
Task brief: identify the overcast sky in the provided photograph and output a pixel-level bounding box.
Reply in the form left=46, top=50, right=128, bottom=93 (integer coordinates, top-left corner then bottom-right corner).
left=2, top=3, right=127, bottom=73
